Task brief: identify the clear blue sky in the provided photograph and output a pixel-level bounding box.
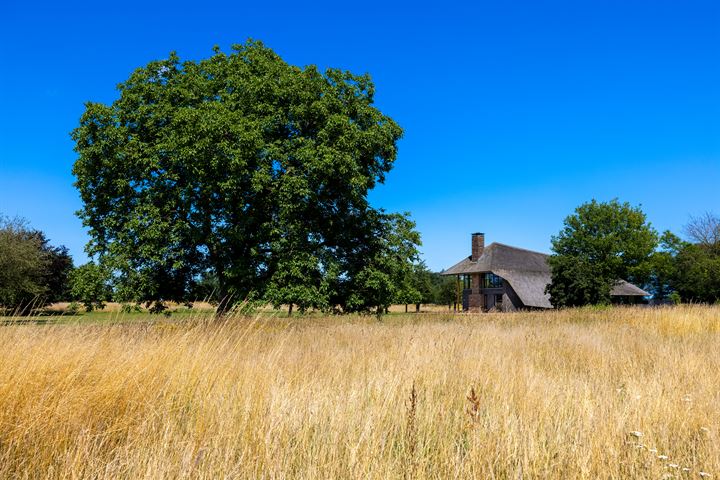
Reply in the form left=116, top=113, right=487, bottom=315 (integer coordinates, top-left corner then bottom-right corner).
left=1, top=0, right=718, bottom=271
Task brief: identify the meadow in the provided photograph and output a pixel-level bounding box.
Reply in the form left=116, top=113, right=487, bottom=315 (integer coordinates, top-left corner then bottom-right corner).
left=0, top=306, right=718, bottom=479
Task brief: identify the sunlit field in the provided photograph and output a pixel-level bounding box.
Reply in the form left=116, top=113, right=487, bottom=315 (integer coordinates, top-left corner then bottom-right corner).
left=1, top=306, right=718, bottom=478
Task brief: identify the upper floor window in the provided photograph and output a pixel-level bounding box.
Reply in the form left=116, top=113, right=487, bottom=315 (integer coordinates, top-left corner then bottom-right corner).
left=482, top=273, right=503, bottom=288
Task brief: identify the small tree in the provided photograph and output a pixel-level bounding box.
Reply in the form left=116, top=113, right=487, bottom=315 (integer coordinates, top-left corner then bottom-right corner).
left=546, top=199, right=658, bottom=307
left=646, top=231, right=685, bottom=302
left=33, top=232, right=73, bottom=303
left=0, top=215, right=73, bottom=314
left=264, top=251, right=335, bottom=316
left=69, top=262, right=112, bottom=312
left=668, top=214, right=720, bottom=303
left=434, top=274, right=457, bottom=310
left=410, top=262, right=434, bottom=312
left=0, top=216, right=48, bottom=314
left=671, top=245, right=720, bottom=303
left=342, top=212, right=420, bottom=315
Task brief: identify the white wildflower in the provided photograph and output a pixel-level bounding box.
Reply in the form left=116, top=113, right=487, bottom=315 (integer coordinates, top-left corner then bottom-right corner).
left=658, top=455, right=669, bottom=460
left=699, top=473, right=711, bottom=478
left=668, top=463, right=680, bottom=469
left=629, top=431, right=644, bottom=438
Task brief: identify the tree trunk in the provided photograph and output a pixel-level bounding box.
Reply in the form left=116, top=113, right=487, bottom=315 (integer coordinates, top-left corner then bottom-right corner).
left=415, top=303, right=420, bottom=313
left=215, top=293, right=233, bottom=318
left=212, top=261, right=232, bottom=319
left=288, top=304, right=293, bottom=317
left=405, top=304, right=408, bottom=313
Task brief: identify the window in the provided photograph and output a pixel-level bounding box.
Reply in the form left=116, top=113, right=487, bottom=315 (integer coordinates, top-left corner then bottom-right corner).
left=482, top=273, right=503, bottom=288
left=462, top=275, right=472, bottom=290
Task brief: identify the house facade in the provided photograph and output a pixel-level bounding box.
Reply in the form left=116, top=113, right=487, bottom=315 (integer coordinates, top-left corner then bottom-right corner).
left=442, top=233, right=649, bottom=312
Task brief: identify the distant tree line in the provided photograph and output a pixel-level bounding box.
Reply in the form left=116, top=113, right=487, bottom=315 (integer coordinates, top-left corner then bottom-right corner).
left=0, top=210, right=455, bottom=315
left=3, top=204, right=718, bottom=315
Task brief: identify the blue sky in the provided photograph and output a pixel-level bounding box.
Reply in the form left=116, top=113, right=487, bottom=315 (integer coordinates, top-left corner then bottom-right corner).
left=1, top=0, right=718, bottom=271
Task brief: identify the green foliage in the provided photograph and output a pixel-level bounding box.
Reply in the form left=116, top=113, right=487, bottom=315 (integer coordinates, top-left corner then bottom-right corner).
left=35, top=235, right=73, bottom=303
left=642, top=214, right=720, bottom=304
left=120, top=303, right=142, bottom=314
left=671, top=242, right=720, bottom=303
left=646, top=231, right=685, bottom=301
left=669, top=212, right=720, bottom=303
left=394, top=262, right=424, bottom=309
left=69, top=262, right=111, bottom=312
left=433, top=274, right=458, bottom=307
left=546, top=199, right=658, bottom=307
left=342, top=212, right=420, bottom=314
left=393, top=261, right=436, bottom=311
left=0, top=216, right=47, bottom=313
left=0, top=215, right=73, bottom=314
left=66, top=301, right=81, bottom=315
left=72, top=40, right=411, bottom=315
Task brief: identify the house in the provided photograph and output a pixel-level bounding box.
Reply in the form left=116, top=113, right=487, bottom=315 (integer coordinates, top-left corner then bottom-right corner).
left=441, top=232, right=649, bottom=312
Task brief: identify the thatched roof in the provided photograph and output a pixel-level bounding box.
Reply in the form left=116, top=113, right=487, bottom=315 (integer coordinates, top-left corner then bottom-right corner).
left=442, top=243, right=550, bottom=275
left=611, top=280, right=649, bottom=296
left=441, top=242, right=649, bottom=308
left=495, top=269, right=553, bottom=308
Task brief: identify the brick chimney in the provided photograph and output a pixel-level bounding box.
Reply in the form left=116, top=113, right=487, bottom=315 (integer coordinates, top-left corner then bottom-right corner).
left=471, top=232, right=485, bottom=261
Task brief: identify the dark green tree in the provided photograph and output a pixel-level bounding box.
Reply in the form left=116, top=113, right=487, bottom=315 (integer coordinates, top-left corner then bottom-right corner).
left=394, top=265, right=421, bottom=314
left=668, top=213, right=720, bottom=303
left=646, top=231, right=685, bottom=302
left=434, top=274, right=458, bottom=310
left=0, top=215, right=73, bottom=314
left=671, top=244, right=720, bottom=303
left=32, top=232, right=73, bottom=303
left=341, top=212, right=420, bottom=315
left=546, top=199, right=658, bottom=307
left=72, top=41, right=410, bottom=315
left=69, top=262, right=112, bottom=311
left=409, top=262, right=434, bottom=312
left=0, top=216, right=48, bottom=314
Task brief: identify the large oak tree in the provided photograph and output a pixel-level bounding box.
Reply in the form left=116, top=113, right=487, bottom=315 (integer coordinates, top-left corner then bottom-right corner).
left=72, top=41, right=416, bottom=314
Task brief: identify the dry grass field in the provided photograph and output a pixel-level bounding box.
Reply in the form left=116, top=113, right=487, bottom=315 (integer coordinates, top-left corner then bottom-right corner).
left=1, top=306, right=719, bottom=479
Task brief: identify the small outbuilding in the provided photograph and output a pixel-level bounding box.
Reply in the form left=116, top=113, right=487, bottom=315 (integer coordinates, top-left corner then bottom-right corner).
left=442, top=233, right=649, bottom=312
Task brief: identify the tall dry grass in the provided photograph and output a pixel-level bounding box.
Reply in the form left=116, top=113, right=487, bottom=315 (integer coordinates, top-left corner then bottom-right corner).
left=1, top=306, right=719, bottom=478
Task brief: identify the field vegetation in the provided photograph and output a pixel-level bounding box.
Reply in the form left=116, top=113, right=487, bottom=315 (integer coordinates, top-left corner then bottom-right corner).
left=1, top=305, right=718, bottom=478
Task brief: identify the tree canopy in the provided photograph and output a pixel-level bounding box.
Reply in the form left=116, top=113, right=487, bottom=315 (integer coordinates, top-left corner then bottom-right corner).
left=69, top=262, right=112, bottom=312
left=72, top=41, right=415, bottom=314
left=666, top=212, right=720, bottom=303
left=0, top=215, right=73, bottom=314
left=546, top=199, right=658, bottom=307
